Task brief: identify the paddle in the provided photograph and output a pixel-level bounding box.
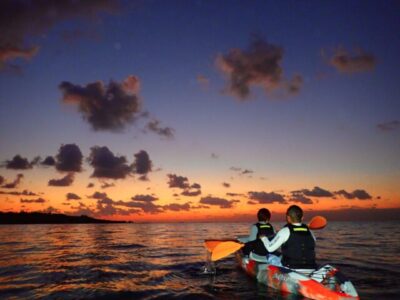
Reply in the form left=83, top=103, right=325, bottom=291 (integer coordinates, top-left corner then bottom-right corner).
left=205, top=215, right=327, bottom=261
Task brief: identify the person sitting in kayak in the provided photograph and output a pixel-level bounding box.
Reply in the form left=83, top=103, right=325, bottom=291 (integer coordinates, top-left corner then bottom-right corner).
left=260, top=205, right=317, bottom=270
left=238, top=208, right=275, bottom=256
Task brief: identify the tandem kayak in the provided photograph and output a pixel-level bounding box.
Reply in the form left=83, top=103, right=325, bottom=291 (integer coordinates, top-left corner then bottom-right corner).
left=236, top=251, right=359, bottom=300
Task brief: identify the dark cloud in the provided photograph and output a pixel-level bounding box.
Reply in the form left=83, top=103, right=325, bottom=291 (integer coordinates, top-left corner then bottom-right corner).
left=163, top=202, right=191, bottom=211
left=222, top=182, right=231, bottom=188
left=0, top=0, right=118, bottom=70
left=56, top=144, right=83, bottom=172
left=131, top=194, right=158, bottom=202
left=181, top=189, right=202, bottom=197
left=132, top=150, right=152, bottom=180
left=167, top=174, right=202, bottom=197
left=146, top=119, right=175, bottom=139
left=88, top=191, right=108, bottom=199
left=60, top=75, right=142, bottom=131
left=2, top=174, right=24, bottom=189
left=0, top=189, right=37, bottom=196
left=226, top=192, right=244, bottom=197
left=216, top=38, right=303, bottom=100
left=115, top=199, right=163, bottom=214
left=66, top=193, right=81, bottom=200
left=248, top=191, right=287, bottom=204
left=87, top=183, right=95, bottom=188
left=0, top=175, right=3, bottom=185
left=335, top=189, right=372, bottom=200
left=5, top=155, right=33, bottom=169
left=100, top=181, right=115, bottom=189
left=199, top=196, right=239, bottom=209
left=301, top=186, right=334, bottom=198
left=167, top=174, right=190, bottom=189
left=329, top=48, right=376, bottom=73
left=48, top=173, right=74, bottom=187
left=289, top=192, right=313, bottom=205
left=41, top=156, right=56, bottom=166
left=230, top=167, right=254, bottom=175
left=89, top=146, right=132, bottom=179
left=377, top=120, right=400, bottom=132
left=20, top=197, right=46, bottom=204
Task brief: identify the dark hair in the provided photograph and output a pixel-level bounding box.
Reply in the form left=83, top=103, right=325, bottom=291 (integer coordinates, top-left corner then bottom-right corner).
left=257, top=208, right=271, bottom=221
left=286, top=205, right=303, bottom=222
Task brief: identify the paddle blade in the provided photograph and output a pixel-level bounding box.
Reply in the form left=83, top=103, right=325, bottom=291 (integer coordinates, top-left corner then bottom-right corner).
left=204, top=240, right=222, bottom=252
left=204, top=239, right=238, bottom=252
left=211, top=241, right=244, bottom=261
left=308, top=216, right=327, bottom=230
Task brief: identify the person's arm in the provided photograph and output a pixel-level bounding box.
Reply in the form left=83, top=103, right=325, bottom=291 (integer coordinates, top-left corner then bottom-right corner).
left=261, top=227, right=290, bottom=252
left=238, top=224, right=258, bottom=243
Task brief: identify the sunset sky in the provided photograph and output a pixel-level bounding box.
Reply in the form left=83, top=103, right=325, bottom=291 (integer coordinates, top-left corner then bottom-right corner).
left=0, top=0, right=399, bottom=222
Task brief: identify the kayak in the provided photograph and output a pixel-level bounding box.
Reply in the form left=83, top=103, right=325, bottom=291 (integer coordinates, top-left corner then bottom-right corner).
left=236, top=251, right=359, bottom=300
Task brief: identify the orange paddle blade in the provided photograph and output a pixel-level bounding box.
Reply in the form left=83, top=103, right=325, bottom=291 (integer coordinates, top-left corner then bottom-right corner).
left=308, top=216, right=327, bottom=230
left=211, top=241, right=244, bottom=261
left=204, top=239, right=238, bottom=252
left=204, top=240, right=223, bottom=252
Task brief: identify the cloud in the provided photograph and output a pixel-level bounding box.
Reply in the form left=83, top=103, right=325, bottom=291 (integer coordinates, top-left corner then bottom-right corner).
left=0, top=175, right=3, bottom=185
left=300, top=186, right=334, bottom=198
left=181, top=189, right=202, bottom=197
left=100, top=181, right=115, bottom=189
left=66, top=193, right=81, bottom=200
left=0, top=0, right=118, bottom=70
left=132, top=150, right=152, bottom=180
left=0, top=189, right=38, bottom=196
left=146, top=119, right=175, bottom=139
left=5, top=155, right=34, bottom=169
left=222, top=182, right=231, bottom=188
left=216, top=38, right=303, bottom=100
left=131, top=194, right=158, bottom=202
left=248, top=191, right=287, bottom=204
left=115, top=198, right=163, bottom=214
left=56, top=144, right=83, bottom=172
left=230, top=167, right=254, bottom=175
left=167, top=174, right=190, bottom=189
left=89, top=146, right=132, bottom=179
left=48, top=173, right=74, bottom=187
left=60, top=75, right=142, bottom=131
left=20, top=197, right=46, bottom=204
left=41, top=156, right=56, bottom=166
left=335, top=189, right=372, bottom=200
left=199, top=196, right=239, bottom=209
left=167, top=174, right=202, bottom=197
left=377, top=120, right=400, bottom=132
left=87, top=183, right=95, bottom=188
left=289, top=192, right=313, bottom=204
left=163, top=202, right=191, bottom=211
left=328, top=47, right=376, bottom=73
left=89, top=191, right=108, bottom=199
left=2, top=174, right=24, bottom=189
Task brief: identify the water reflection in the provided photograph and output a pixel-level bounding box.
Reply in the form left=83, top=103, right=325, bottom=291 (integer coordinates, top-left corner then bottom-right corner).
left=0, top=222, right=399, bottom=299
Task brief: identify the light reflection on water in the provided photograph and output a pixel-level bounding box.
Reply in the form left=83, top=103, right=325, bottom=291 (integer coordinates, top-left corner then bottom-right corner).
left=0, top=222, right=399, bottom=299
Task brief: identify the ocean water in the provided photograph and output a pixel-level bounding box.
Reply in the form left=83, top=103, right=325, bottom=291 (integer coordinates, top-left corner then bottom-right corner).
left=0, top=221, right=399, bottom=300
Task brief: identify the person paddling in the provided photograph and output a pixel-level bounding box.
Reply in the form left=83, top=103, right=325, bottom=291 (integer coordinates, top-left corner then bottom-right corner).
left=238, top=208, right=275, bottom=256
left=260, top=205, right=317, bottom=271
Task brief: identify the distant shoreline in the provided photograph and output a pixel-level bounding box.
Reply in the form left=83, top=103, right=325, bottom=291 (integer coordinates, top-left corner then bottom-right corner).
left=0, top=211, right=130, bottom=224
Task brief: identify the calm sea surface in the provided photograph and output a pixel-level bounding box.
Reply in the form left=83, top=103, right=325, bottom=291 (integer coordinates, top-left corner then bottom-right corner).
left=0, top=221, right=399, bottom=300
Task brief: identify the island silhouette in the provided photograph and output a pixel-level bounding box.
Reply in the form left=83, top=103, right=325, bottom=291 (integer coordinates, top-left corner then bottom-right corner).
left=0, top=211, right=128, bottom=224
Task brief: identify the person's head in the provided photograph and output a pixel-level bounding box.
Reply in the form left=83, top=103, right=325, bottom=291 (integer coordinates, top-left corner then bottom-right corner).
left=257, top=208, right=271, bottom=222
left=286, top=205, right=303, bottom=223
